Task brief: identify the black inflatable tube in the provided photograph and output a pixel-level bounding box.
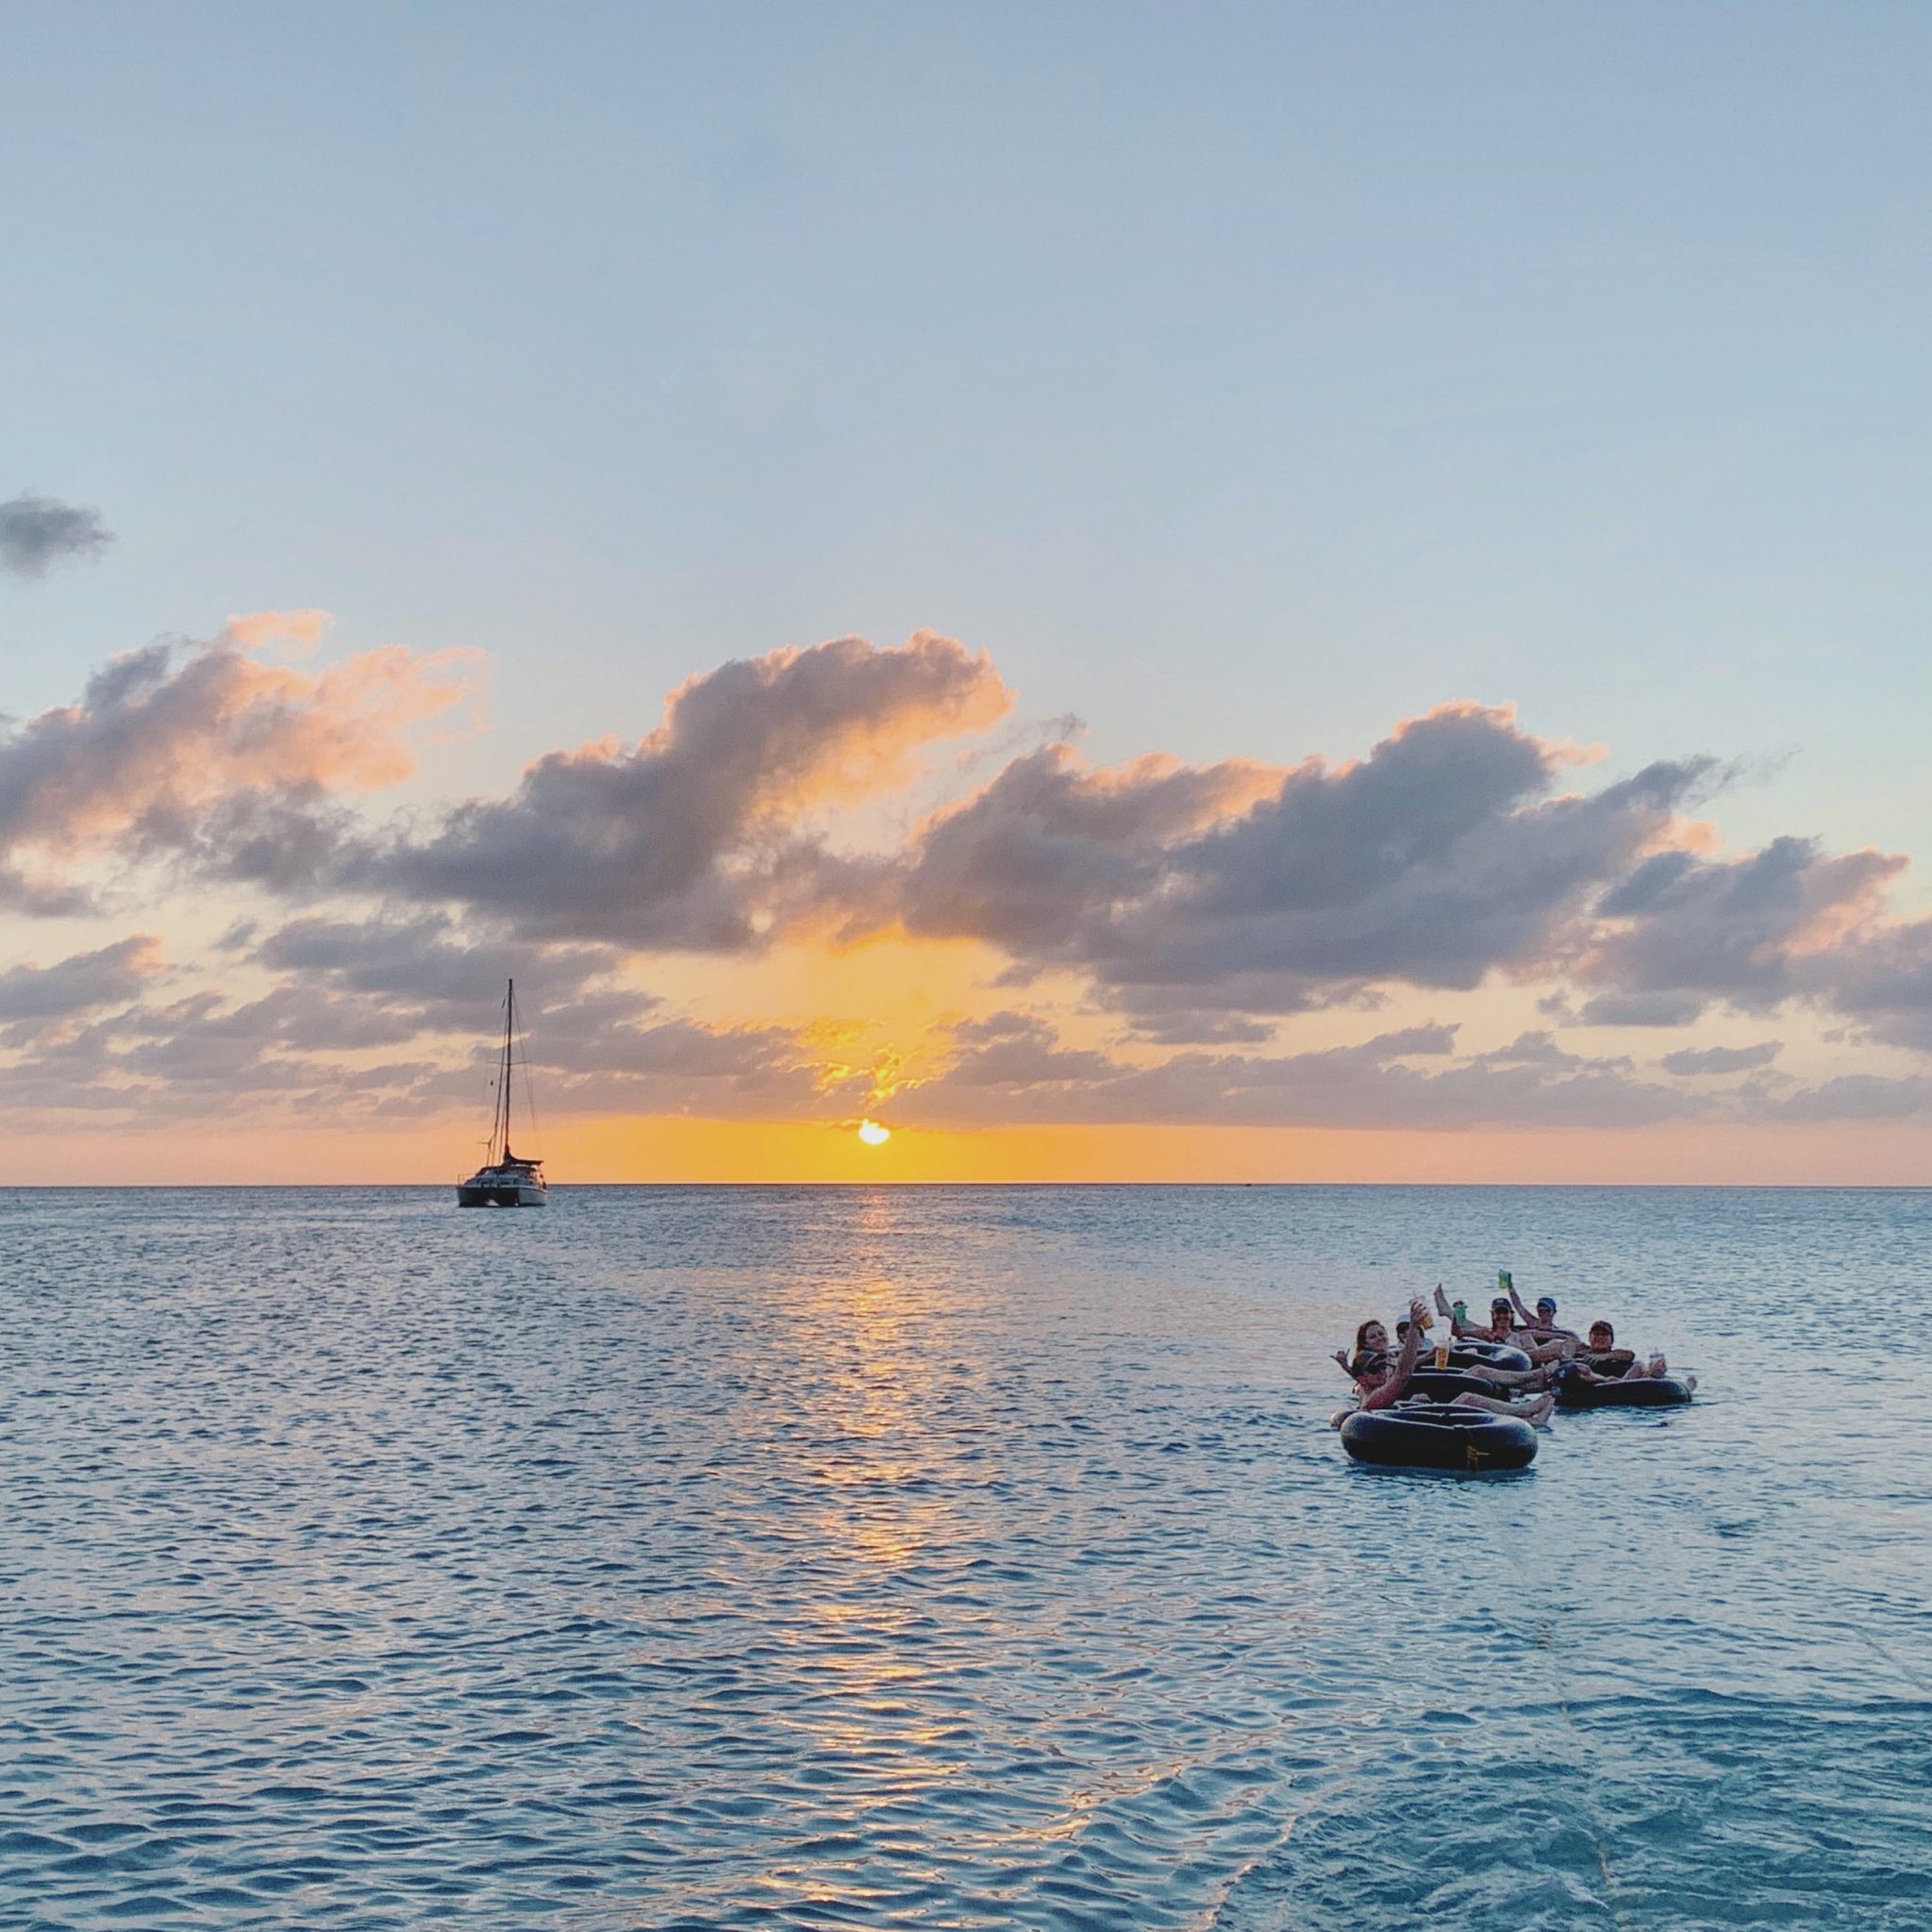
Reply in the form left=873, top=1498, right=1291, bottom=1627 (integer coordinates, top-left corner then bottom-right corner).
left=1404, top=1368, right=1508, bottom=1403
left=1446, top=1341, right=1532, bottom=1373
left=1340, top=1404, right=1538, bottom=1474
left=1555, top=1374, right=1693, bottom=1410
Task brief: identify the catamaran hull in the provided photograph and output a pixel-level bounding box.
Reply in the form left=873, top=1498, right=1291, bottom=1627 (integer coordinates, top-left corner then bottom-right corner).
left=456, top=1180, right=548, bottom=1207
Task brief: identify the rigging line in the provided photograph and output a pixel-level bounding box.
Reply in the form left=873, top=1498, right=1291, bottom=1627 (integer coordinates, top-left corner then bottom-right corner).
left=502, top=981, right=516, bottom=1155
left=513, top=991, right=543, bottom=1153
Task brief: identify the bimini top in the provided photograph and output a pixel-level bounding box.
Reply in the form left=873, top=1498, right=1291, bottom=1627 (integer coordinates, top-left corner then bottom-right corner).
left=491, top=1143, right=542, bottom=1171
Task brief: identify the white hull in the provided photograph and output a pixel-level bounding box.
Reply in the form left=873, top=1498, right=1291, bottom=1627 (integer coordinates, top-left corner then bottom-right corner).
left=457, top=1168, right=549, bottom=1208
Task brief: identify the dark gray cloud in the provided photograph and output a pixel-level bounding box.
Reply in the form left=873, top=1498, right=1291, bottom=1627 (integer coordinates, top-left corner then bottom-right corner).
left=1559, top=990, right=1709, bottom=1028
left=1581, top=837, right=1901, bottom=1010
left=896, top=742, right=1276, bottom=956
left=182, top=790, right=362, bottom=894
left=12, top=623, right=1932, bottom=1144
left=1759, top=1073, right=1932, bottom=1123
left=0, top=867, right=96, bottom=918
left=0, top=492, right=112, bottom=577
left=118, top=1014, right=360, bottom=1088
left=0, top=936, right=159, bottom=1023
left=1800, top=918, right=1932, bottom=1054
left=359, top=631, right=1010, bottom=948
left=932, top=1011, right=1124, bottom=1090
left=1471, top=1029, right=1629, bottom=1072
left=0, top=964, right=867, bottom=1126
left=1658, top=1041, right=1780, bottom=1076
left=1545, top=835, right=1932, bottom=1058
left=1108, top=1006, right=1282, bottom=1045
left=892, top=705, right=1715, bottom=1022
left=256, top=912, right=621, bottom=1027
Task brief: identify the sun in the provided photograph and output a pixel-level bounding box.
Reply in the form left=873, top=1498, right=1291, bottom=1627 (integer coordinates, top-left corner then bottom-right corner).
left=857, top=1119, right=891, bottom=1147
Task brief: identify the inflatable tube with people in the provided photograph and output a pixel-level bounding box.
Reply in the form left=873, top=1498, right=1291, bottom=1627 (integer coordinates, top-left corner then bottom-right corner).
left=1446, top=1341, right=1532, bottom=1374
left=1403, top=1367, right=1508, bottom=1403
left=1339, top=1403, right=1538, bottom=1473
left=1555, top=1372, right=1694, bottom=1410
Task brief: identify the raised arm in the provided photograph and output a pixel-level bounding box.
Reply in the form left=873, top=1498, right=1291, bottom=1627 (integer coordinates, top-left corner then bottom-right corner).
left=1508, top=1279, right=1579, bottom=1343
left=1360, top=1299, right=1429, bottom=1411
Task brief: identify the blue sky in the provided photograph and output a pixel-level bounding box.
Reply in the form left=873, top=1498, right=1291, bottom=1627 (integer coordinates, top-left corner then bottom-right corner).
left=2, top=4, right=1930, bottom=1178
left=7, top=4, right=1927, bottom=839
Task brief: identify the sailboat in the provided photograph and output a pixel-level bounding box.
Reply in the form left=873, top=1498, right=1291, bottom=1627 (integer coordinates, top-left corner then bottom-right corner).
left=457, top=978, right=549, bottom=1207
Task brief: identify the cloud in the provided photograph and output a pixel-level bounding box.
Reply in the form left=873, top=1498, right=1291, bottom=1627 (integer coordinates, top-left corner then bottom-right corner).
left=896, top=741, right=1280, bottom=956
left=1580, top=837, right=1903, bottom=1009
left=891, top=1015, right=1695, bottom=1131
left=0, top=957, right=869, bottom=1126
left=1761, top=1073, right=1932, bottom=1123
left=256, top=911, right=620, bottom=1025
left=929, top=1010, right=1124, bottom=1089
left=1552, top=836, right=1932, bottom=1056
left=1801, top=917, right=1932, bottom=1053
left=0, top=936, right=161, bottom=1023
left=363, top=631, right=1010, bottom=947
left=1563, top=990, right=1709, bottom=1028
left=221, top=608, right=331, bottom=654
left=1658, top=1041, right=1780, bottom=1075
left=0, top=491, right=112, bottom=577
left=1473, top=1028, right=1624, bottom=1071
left=891, top=704, right=1714, bottom=1021
left=1108, top=1006, right=1281, bottom=1045
left=12, top=623, right=1932, bottom=1144
left=0, top=632, right=478, bottom=910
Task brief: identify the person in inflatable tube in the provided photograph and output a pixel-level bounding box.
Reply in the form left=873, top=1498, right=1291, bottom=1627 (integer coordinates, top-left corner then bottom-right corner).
left=1392, top=1315, right=1555, bottom=1393
left=1365, top=1299, right=1556, bottom=1393
left=1561, top=1321, right=1694, bottom=1392
left=1503, top=1278, right=1582, bottom=1349
left=1334, top=1298, right=1555, bottom=1427
left=1439, top=1289, right=1574, bottom=1366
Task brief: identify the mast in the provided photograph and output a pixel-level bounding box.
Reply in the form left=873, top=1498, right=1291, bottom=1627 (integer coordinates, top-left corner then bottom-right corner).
left=498, top=978, right=516, bottom=1163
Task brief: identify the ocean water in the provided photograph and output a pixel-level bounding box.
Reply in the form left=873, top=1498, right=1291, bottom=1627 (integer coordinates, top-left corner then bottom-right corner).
left=1, top=1185, right=1927, bottom=1931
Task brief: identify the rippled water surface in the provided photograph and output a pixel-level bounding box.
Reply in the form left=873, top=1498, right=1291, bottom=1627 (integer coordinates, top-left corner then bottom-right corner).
left=2, top=1186, right=1929, bottom=1929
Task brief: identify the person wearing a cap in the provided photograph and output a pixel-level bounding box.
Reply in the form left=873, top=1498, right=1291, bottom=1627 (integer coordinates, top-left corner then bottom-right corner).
left=1440, top=1286, right=1573, bottom=1365
left=1558, top=1321, right=1695, bottom=1393
left=1505, top=1279, right=1580, bottom=1347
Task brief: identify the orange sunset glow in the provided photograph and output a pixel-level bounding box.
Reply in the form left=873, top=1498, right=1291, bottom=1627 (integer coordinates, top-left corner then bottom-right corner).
left=2, top=620, right=1932, bottom=1184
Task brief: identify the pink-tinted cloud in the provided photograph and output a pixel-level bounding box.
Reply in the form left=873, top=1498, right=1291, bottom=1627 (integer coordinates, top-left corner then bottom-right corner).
left=0, top=631, right=479, bottom=909
left=221, top=608, right=332, bottom=654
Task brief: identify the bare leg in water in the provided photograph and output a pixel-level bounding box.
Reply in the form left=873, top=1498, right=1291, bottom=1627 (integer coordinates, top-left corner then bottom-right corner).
left=1470, top=1363, right=1556, bottom=1393
left=1448, top=1391, right=1557, bottom=1427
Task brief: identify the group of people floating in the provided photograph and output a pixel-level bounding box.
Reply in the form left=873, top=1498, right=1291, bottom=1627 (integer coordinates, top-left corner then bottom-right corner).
left=1330, top=1272, right=1696, bottom=1471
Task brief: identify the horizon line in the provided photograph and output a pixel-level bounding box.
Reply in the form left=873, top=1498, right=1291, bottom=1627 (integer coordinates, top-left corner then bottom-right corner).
left=5, top=1178, right=1927, bottom=1192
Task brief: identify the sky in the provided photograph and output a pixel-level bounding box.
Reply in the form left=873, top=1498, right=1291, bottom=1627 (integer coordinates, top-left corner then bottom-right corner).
left=2, top=2, right=1930, bottom=1183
